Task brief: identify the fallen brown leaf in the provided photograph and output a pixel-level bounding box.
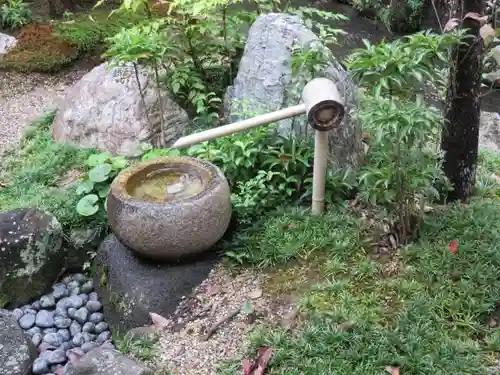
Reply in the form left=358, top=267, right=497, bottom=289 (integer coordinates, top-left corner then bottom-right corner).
left=150, top=312, right=170, bottom=329
left=242, top=347, right=274, bottom=375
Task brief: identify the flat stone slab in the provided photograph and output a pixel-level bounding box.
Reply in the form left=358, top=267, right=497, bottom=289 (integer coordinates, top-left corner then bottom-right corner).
left=93, top=235, right=219, bottom=333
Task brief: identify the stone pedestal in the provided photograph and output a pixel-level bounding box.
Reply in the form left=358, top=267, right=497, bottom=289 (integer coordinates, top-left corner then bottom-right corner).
left=93, top=235, right=219, bottom=333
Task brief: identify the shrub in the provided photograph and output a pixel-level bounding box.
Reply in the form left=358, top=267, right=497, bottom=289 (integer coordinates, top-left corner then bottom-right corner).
left=0, top=24, right=78, bottom=73
left=0, top=0, right=32, bottom=29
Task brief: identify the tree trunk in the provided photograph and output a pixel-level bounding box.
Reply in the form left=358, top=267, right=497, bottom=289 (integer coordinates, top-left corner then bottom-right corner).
left=441, top=0, right=484, bottom=202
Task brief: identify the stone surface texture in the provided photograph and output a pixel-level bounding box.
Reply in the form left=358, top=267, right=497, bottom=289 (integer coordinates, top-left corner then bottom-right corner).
left=0, top=33, right=16, bottom=55
left=52, top=63, right=189, bottom=156
left=225, top=13, right=363, bottom=169
left=93, top=234, right=218, bottom=333
left=480, top=111, right=500, bottom=153
left=0, top=208, right=64, bottom=306
left=0, top=309, right=37, bottom=375
left=107, top=156, right=232, bottom=260
left=62, top=348, right=153, bottom=375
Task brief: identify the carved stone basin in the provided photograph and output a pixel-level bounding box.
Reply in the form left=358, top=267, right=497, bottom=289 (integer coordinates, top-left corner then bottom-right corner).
left=107, top=156, right=232, bottom=260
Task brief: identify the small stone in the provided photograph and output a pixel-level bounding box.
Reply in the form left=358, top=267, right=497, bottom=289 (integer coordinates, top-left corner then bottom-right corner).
left=96, top=331, right=111, bottom=344
left=32, top=332, right=43, bottom=347
left=43, top=332, right=63, bottom=347
left=55, top=317, right=72, bottom=329
left=26, top=326, right=42, bottom=337
left=88, top=292, right=99, bottom=301
left=68, top=308, right=77, bottom=319
left=43, top=328, right=57, bottom=334
left=50, top=365, right=63, bottom=374
left=58, top=328, right=71, bottom=341
left=36, top=310, right=55, bottom=328
left=61, top=341, right=74, bottom=351
left=47, top=349, right=67, bottom=365
left=40, top=294, right=56, bottom=309
left=88, top=312, right=104, bottom=324
left=79, top=294, right=89, bottom=305
left=69, top=321, right=82, bottom=337
left=100, top=341, right=116, bottom=350
left=81, top=342, right=99, bottom=353
left=82, top=332, right=96, bottom=342
left=86, top=300, right=102, bottom=313
left=82, top=322, right=95, bottom=333
left=54, top=307, right=69, bottom=319
left=19, top=312, right=36, bottom=329
left=74, top=307, right=89, bottom=324
left=67, top=347, right=85, bottom=358
left=52, top=283, right=69, bottom=300
left=67, top=280, right=80, bottom=291
left=32, top=357, right=50, bottom=374
left=24, top=307, right=37, bottom=315
left=71, top=286, right=81, bottom=295
left=66, top=295, right=84, bottom=309
left=73, top=273, right=88, bottom=284
left=80, top=281, right=94, bottom=294
left=72, top=332, right=85, bottom=347
left=94, top=322, right=108, bottom=334
left=31, top=300, right=42, bottom=310
left=39, top=342, right=57, bottom=353
left=12, top=308, right=24, bottom=320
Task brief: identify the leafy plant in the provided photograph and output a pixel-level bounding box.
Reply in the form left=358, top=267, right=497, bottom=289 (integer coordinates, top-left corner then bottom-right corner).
left=0, top=0, right=32, bottom=29
left=76, top=152, right=129, bottom=217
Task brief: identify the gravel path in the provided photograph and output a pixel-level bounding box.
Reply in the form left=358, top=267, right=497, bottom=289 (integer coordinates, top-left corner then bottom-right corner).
left=0, top=68, right=89, bottom=153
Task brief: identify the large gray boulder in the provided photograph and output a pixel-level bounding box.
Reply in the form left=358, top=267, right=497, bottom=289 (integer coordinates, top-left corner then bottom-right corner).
left=0, top=208, right=64, bottom=307
left=479, top=111, right=500, bottom=153
left=52, top=63, right=189, bottom=156
left=0, top=309, right=37, bottom=375
left=225, top=13, right=363, bottom=169
left=62, top=348, right=153, bottom=375
left=0, top=33, right=16, bottom=56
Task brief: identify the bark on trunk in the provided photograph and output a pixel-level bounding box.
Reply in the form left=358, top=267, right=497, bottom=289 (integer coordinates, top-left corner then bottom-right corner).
left=441, top=0, right=484, bottom=202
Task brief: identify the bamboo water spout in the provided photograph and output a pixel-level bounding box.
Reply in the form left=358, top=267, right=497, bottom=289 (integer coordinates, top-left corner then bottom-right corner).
left=171, top=78, right=345, bottom=215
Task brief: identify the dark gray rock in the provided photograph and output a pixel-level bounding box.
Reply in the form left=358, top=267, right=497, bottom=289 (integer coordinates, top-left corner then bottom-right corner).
left=88, top=313, right=104, bottom=325
left=81, top=342, right=99, bottom=353
left=32, top=332, right=43, bottom=347
left=94, top=234, right=218, bottom=332
left=94, top=322, right=108, bottom=334
left=55, top=307, right=69, bottom=319
left=88, top=292, right=98, bottom=302
left=19, top=312, right=36, bottom=329
left=80, top=281, right=93, bottom=294
left=43, top=332, right=63, bottom=347
left=52, top=284, right=69, bottom=300
left=62, top=275, right=73, bottom=284
left=61, top=341, right=74, bottom=351
left=82, top=332, right=96, bottom=342
left=25, top=326, right=42, bottom=337
left=36, top=310, right=55, bottom=328
left=64, top=227, right=106, bottom=271
left=72, top=333, right=85, bottom=347
left=0, top=309, right=37, bottom=375
left=74, top=308, right=89, bottom=324
left=47, top=349, right=67, bottom=365
left=225, top=13, right=363, bottom=169
left=82, top=322, right=95, bottom=333
left=67, top=281, right=79, bottom=292
left=58, top=329, right=71, bottom=342
left=68, top=308, right=77, bottom=319
left=69, top=321, right=82, bottom=337
left=66, top=295, right=84, bottom=309
left=31, top=300, right=42, bottom=310
left=96, top=331, right=111, bottom=344
left=86, top=300, right=102, bottom=313
left=0, top=209, right=64, bottom=306
left=40, top=294, right=56, bottom=309
left=73, top=274, right=87, bottom=284
left=71, top=287, right=81, bottom=295
left=62, top=348, right=153, bottom=375
left=55, top=317, right=72, bottom=329
left=43, top=328, right=57, bottom=334
left=79, top=294, right=89, bottom=305
left=32, top=357, right=50, bottom=375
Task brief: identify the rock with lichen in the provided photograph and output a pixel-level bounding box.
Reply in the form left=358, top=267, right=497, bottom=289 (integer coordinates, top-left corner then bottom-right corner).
left=0, top=208, right=64, bottom=307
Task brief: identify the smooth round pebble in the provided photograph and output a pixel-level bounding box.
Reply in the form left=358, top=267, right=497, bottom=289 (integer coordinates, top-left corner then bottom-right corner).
left=74, top=307, right=89, bottom=324
left=82, top=332, right=96, bottom=342
left=86, top=300, right=102, bottom=313
left=100, top=341, right=116, bottom=350
left=73, top=273, right=88, bottom=284
left=31, top=300, right=42, bottom=311
left=79, top=294, right=89, bottom=305
left=66, top=295, right=84, bottom=309
left=52, top=283, right=69, bottom=300
left=67, top=280, right=80, bottom=291
left=43, top=332, right=63, bottom=347
left=80, top=281, right=93, bottom=294
left=54, top=307, right=69, bottom=319
left=88, top=312, right=104, bottom=324
left=26, top=326, right=42, bottom=337
left=96, top=331, right=111, bottom=344
left=72, top=332, right=85, bottom=347
left=32, top=357, right=50, bottom=374
left=36, top=310, right=55, bottom=328
left=58, top=329, right=71, bottom=342
left=43, top=328, right=57, bottom=334
left=61, top=341, right=74, bottom=351
left=40, top=294, right=56, bottom=309
left=68, top=307, right=77, bottom=319
left=94, top=322, right=108, bottom=334
left=82, top=342, right=99, bottom=353
left=88, top=292, right=99, bottom=301
left=82, top=322, right=95, bottom=333
left=69, top=321, right=82, bottom=337
left=19, top=313, right=36, bottom=329
left=12, top=308, right=24, bottom=320
left=47, top=349, right=67, bottom=365
left=55, top=317, right=72, bottom=329
left=71, top=286, right=81, bottom=295
left=23, top=307, right=37, bottom=314
left=31, top=333, right=43, bottom=347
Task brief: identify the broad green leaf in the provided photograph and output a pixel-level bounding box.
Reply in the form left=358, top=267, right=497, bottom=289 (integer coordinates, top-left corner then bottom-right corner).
left=76, top=180, right=95, bottom=195
left=76, top=194, right=100, bottom=216
left=89, top=164, right=112, bottom=183
left=87, top=152, right=112, bottom=167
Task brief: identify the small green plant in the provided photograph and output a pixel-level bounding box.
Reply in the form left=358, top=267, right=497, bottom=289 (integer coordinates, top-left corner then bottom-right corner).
left=76, top=152, right=129, bottom=217
left=0, top=0, right=32, bottom=29
left=115, top=332, right=158, bottom=361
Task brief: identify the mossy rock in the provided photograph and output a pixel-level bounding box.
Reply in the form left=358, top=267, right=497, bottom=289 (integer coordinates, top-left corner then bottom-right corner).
left=0, top=208, right=65, bottom=307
